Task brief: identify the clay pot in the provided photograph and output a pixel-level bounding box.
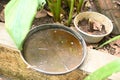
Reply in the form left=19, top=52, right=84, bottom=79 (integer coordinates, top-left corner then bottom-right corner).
left=74, top=11, right=113, bottom=43
left=21, top=24, right=87, bottom=74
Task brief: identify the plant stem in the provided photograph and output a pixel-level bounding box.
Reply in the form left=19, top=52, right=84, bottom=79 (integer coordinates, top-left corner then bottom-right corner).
left=55, top=0, right=61, bottom=21
left=77, top=0, right=84, bottom=13
left=47, top=0, right=61, bottom=22
left=67, top=0, right=74, bottom=26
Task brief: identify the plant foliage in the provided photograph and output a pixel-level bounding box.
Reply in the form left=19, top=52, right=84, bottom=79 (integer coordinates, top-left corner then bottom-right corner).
left=47, top=0, right=84, bottom=25
left=97, top=35, right=120, bottom=49
left=84, top=59, right=120, bottom=80
left=5, top=0, right=46, bottom=50
left=77, top=0, right=84, bottom=13
left=47, top=0, right=61, bottom=21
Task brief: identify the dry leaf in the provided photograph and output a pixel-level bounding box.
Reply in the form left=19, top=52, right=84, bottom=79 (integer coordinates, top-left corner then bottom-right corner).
left=35, top=9, right=47, bottom=18
left=47, top=11, right=53, bottom=17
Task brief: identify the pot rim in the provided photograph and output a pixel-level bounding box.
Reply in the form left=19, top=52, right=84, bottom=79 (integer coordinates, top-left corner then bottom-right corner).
left=20, top=23, right=87, bottom=75
left=74, top=11, right=113, bottom=37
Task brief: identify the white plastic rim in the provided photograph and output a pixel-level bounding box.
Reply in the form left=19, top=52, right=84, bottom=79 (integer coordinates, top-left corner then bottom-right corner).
left=74, top=11, right=113, bottom=38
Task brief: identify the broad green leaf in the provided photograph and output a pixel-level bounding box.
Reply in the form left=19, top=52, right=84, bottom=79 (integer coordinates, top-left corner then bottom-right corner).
left=97, top=35, right=120, bottom=49
left=5, top=0, right=46, bottom=50
left=84, top=59, right=120, bottom=80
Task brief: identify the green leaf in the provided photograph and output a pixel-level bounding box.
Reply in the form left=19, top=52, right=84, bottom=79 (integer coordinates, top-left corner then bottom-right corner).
left=84, top=59, right=120, bottom=80
left=97, top=35, right=120, bottom=49
left=67, top=0, right=74, bottom=26
left=47, top=0, right=61, bottom=21
left=77, top=0, right=84, bottom=13
left=5, top=0, right=46, bottom=50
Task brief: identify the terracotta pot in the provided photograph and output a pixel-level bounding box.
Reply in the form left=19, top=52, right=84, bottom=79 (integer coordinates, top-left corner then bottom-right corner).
left=74, top=11, right=113, bottom=43
left=21, top=24, right=87, bottom=74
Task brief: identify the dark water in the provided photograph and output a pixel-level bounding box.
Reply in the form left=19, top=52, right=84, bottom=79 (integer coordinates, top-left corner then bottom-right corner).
left=23, top=29, right=83, bottom=73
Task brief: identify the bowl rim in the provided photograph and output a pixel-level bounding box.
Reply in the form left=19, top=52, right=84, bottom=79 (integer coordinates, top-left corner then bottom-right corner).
left=20, top=23, right=87, bottom=75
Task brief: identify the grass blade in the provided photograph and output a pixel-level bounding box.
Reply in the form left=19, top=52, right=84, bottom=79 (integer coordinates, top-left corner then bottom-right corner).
left=67, top=0, right=74, bottom=26
left=97, top=35, right=120, bottom=49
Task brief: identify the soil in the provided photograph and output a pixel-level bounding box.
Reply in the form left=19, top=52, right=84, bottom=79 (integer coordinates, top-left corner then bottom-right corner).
left=78, top=18, right=106, bottom=35
left=32, top=15, right=54, bottom=27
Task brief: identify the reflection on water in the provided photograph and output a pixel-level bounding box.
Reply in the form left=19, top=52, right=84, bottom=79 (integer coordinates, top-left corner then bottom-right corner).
left=23, top=29, right=83, bottom=73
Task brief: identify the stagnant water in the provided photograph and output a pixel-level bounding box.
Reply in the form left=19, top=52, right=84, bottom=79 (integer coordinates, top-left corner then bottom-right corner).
left=23, top=29, right=83, bottom=73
